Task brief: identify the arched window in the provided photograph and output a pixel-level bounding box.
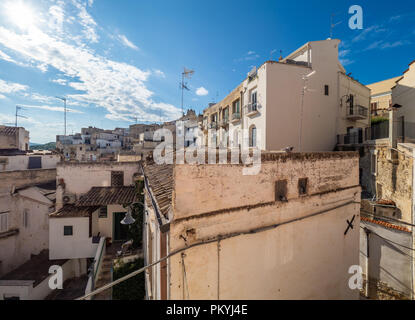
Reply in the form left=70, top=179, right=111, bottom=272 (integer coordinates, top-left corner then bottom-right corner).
left=249, top=125, right=257, bottom=148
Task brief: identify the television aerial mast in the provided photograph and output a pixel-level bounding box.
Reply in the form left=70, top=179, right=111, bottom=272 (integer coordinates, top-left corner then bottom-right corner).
left=180, top=67, right=194, bottom=116
left=15, top=105, right=27, bottom=127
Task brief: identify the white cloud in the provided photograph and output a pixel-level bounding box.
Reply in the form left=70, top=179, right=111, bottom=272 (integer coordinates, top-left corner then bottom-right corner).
left=0, top=49, right=16, bottom=63
left=153, top=69, right=166, bottom=78
left=364, top=40, right=411, bottom=51
left=196, top=87, right=208, bottom=96
left=51, top=78, right=68, bottom=85
left=21, top=104, right=84, bottom=114
left=48, top=4, right=65, bottom=33
left=0, top=94, right=6, bottom=99
left=339, top=58, right=354, bottom=66
left=352, top=25, right=386, bottom=43
left=339, top=49, right=350, bottom=58
left=118, top=34, right=139, bottom=51
left=235, top=51, right=260, bottom=62
left=0, top=79, right=28, bottom=93
left=0, top=0, right=181, bottom=123
left=71, top=0, right=99, bottom=43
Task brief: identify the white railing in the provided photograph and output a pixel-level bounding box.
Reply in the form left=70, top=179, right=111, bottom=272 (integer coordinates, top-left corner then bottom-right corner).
left=84, top=237, right=106, bottom=300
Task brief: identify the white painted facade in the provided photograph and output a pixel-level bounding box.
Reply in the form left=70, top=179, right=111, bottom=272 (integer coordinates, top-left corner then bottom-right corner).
left=0, top=153, right=60, bottom=172
left=0, top=187, right=53, bottom=276
left=202, top=39, right=370, bottom=152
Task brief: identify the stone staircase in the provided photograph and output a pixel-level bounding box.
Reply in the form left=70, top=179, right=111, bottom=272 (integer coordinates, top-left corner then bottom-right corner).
left=93, top=254, right=113, bottom=300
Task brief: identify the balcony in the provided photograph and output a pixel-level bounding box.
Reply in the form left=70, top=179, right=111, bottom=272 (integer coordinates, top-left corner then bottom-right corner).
left=246, top=103, right=259, bottom=117
left=346, top=105, right=368, bottom=120
left=209, top=122, right=218, bottom=129
left=219, top=118, right=229, bottom=127
left=231, top=112, right=241, bottom=123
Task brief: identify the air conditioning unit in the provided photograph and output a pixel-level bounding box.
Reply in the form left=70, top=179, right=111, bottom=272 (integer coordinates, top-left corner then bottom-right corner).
left=62, top=193, right=77, bottom=204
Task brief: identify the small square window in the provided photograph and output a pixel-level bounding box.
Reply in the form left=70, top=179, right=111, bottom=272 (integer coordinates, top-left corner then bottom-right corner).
left=298, top=178, right=308, bottom=196
left=99, top=206, right=108, bottom=218
left=64, top=226, right=73, bottom=236
left=324, top=85, right=329, bottom=96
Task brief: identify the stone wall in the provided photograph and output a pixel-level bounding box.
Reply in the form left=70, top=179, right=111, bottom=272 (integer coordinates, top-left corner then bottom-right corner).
left=0, top=169, right=56, bottom=194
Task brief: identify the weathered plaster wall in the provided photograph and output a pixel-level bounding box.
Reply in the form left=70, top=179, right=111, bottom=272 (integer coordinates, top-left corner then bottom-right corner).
left=0, top=169, right=56, bottom=194
left=56, top=162, right=139, bottom=196
left=360, top=220, right=413, bottom=298
left=166, top=152, right=360, bottom=300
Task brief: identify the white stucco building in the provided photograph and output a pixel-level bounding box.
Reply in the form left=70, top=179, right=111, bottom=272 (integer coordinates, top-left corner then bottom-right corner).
left=201, top=39, right=370, bottom=152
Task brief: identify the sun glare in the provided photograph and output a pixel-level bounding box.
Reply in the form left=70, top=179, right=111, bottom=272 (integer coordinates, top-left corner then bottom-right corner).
left=5, top=1, right=36, bottom=30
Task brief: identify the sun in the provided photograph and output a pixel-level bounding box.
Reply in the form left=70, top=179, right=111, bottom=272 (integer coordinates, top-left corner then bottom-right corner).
left=5, top=1, right=36, bottom=30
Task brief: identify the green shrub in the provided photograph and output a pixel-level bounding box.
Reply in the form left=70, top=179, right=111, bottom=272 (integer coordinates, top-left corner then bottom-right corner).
left=371, top=116, right=388, bottom=125
left=112, top=258, right=145, bottom=300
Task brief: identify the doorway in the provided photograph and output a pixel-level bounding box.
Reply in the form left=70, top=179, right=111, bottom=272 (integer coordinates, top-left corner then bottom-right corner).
left=113, top=212, right=129, bottom=241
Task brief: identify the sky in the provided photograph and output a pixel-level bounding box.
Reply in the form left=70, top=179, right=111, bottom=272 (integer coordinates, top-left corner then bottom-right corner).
left=0, top=0, right=414, bottom=143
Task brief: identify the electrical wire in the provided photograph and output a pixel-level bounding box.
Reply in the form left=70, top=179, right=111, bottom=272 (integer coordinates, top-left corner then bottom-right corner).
left=360, top=209, right=415, bottom=228
left=360, top=226, right=415, bottom=252
left=76, top=199, right=357, bottom=300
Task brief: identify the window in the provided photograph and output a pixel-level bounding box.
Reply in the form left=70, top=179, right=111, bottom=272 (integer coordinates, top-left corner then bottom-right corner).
left=324, top=85, right=329, bottom=96
left=298, top=178, right=308, bottom=195
left=232, top=100, right=240, bottom=114
left=0, top=213, right=9, bottom=233
left=64, top=226, right=73, bottom=236
left=223, top=107, right=229, bottom=121
left=99, top=206, right=108, bottom=218
left=23, top=209, right=29, bottom=228
left=111, top=171, right=124, bottom=187
left=251, top=91, right=257, bottom=105
left=275, top=180, right=288, bottom=202
left=249, top=125, right=257, bottom=148
left=28, top=157, right=42, bottom=169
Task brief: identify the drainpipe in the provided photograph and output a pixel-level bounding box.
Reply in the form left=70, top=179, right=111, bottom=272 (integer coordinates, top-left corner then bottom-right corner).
left=389, top=107, right=398, bottom=149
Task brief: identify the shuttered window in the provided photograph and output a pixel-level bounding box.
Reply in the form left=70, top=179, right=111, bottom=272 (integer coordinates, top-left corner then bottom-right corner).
left=28, top=157, right=42, bottom=169
left=0, top=213, right=9, bottom=233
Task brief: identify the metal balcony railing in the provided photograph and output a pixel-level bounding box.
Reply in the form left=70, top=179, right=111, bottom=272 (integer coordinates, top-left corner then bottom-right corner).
left=346, top=105, right=368, bottom=119
left=209, top=122, right=217, bottom=129
left=220, top=118, right=229, bottom=127
left=232, top=112, right=241, bottom=121
left=246, top=103, right=259, bottom=115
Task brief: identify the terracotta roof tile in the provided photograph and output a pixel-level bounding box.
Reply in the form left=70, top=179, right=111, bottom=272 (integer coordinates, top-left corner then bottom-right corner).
left=361, top=216, right=411, bottom=233
left=142, top=163, right=173, bottom=218
left=76, top=186, right=138, bottom=206
left=50, top=204, right=99, bottom=218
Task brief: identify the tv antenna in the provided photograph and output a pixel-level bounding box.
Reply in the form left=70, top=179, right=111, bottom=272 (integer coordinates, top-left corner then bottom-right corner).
left=15, top=105, right=27, bottom=127
left=330, top=13, right=342, bottom=39
left=56, top=96, right=67, bottom=135
left=180, top=67, right=194, bottom=117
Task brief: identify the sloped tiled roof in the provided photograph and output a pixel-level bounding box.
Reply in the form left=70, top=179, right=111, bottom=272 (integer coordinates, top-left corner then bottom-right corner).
left=142, top=163, right=173, bottom=218
left=50, top=205, right=99, bottom=218
left=361, top=216, right=411, bottom=233
left=76, top=186, right=138, bottom=206
left=367, top=76, right=402, bottom=96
